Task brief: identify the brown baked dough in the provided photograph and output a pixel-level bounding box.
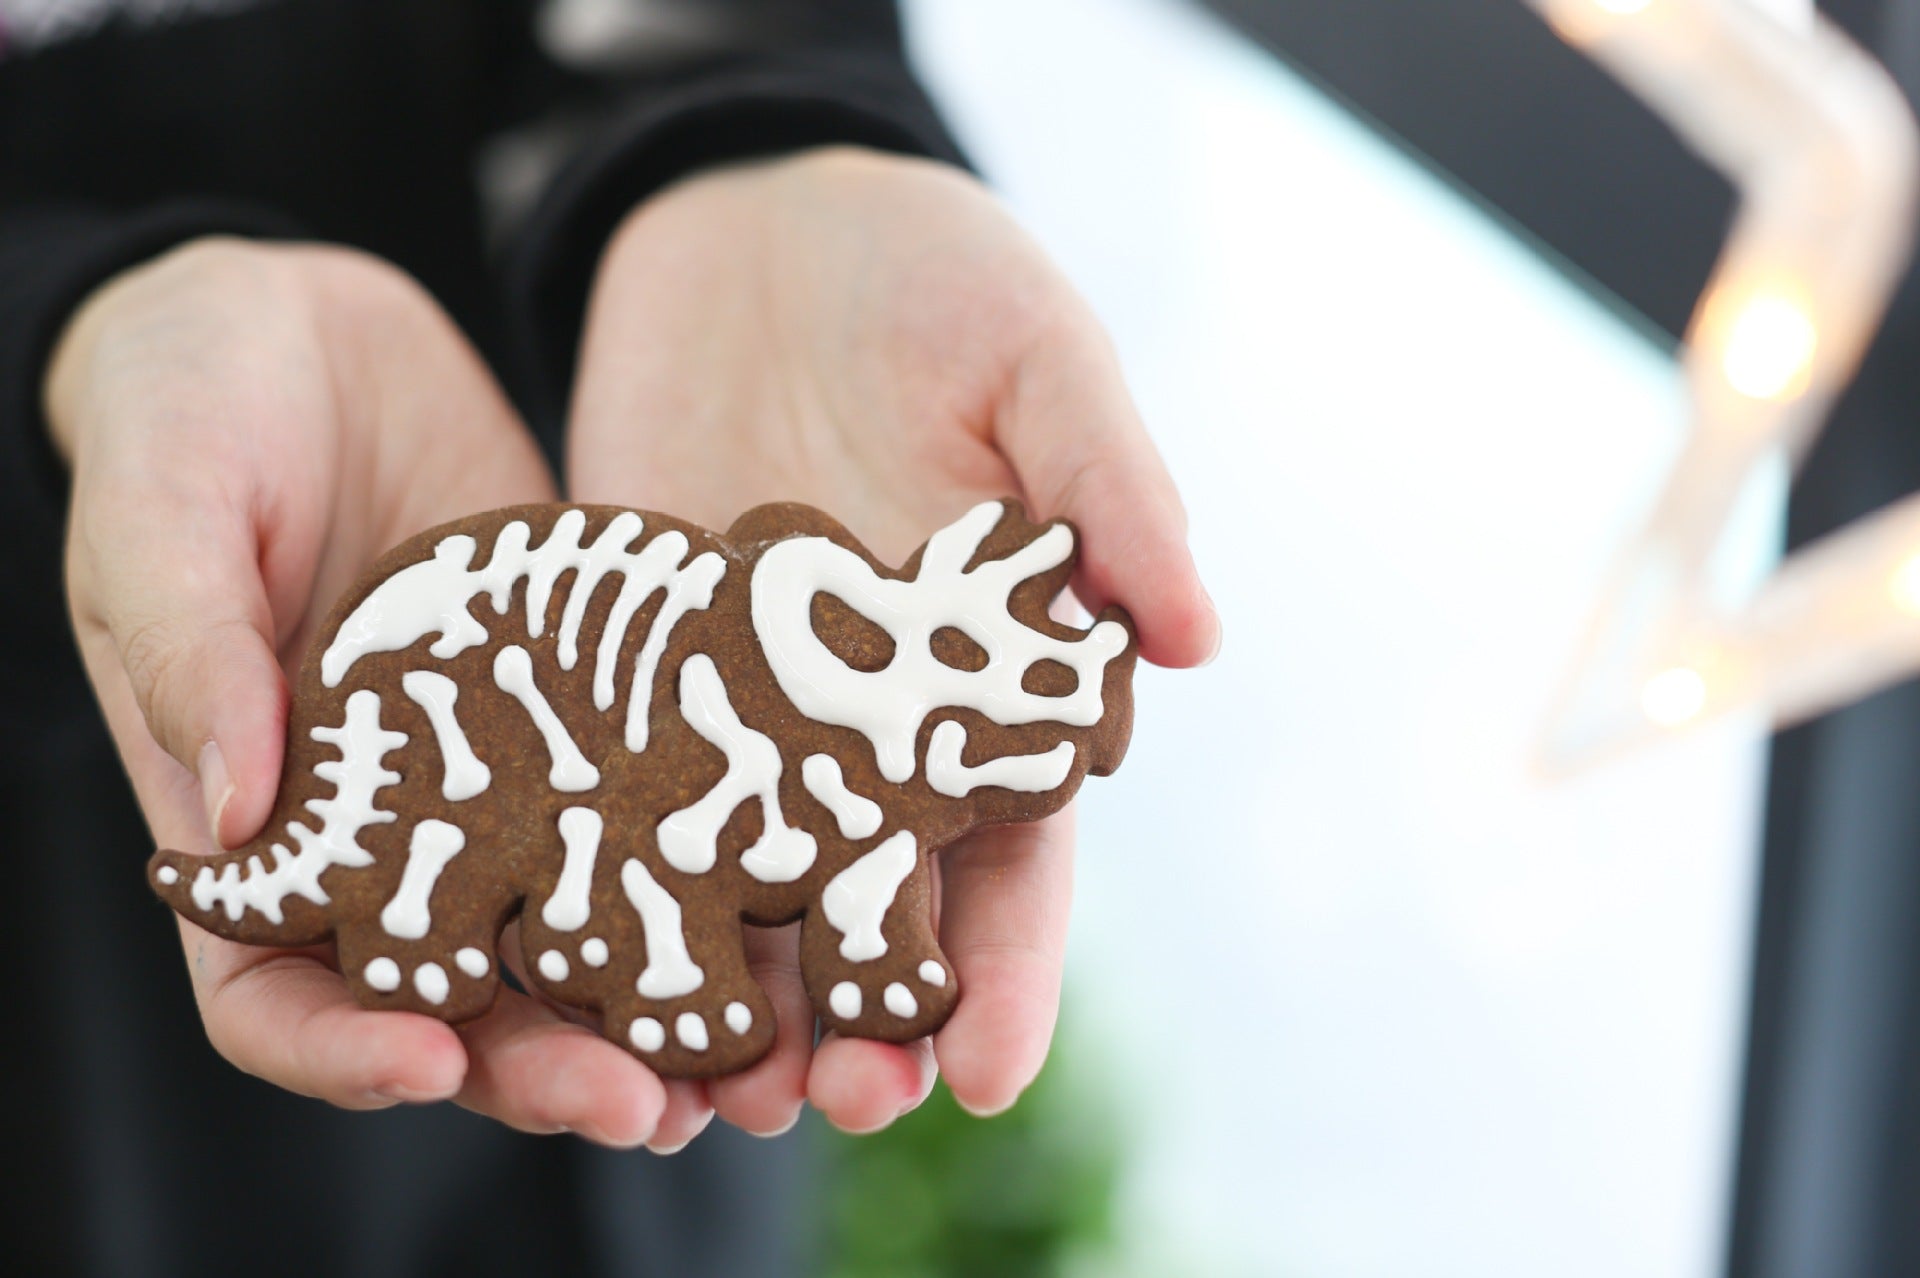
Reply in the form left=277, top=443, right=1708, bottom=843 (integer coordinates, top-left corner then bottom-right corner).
left=149, top=500, right=1137, bottom=1079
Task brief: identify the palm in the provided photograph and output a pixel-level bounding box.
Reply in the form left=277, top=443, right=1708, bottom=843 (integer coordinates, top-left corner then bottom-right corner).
left=566, top=150, right=1052, bottom=560
left=565, top=149, right=1215, bottom=1136
left=51, top=243, right=706, bottom=1143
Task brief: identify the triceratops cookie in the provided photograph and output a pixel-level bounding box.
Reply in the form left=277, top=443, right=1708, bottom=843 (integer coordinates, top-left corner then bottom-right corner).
left=149, top=500, right=1137, bottom=1078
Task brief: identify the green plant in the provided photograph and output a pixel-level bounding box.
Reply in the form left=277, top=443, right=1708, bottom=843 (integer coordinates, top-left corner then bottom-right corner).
left=817, top=1010, right=1124, bottom=1278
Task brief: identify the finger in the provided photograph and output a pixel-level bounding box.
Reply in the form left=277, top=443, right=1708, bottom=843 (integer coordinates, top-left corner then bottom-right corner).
left=647, top=1080, right=716, bottom=1154
left=931, top=809, right=1074, bottom=1116
left=455, top=989, right=666, bottom=1148
left=707, top=924, right=813, bottom=1137
left=186, top=924, right=467, bottom=1108
left=998, top=317, right=1220, bottom=668
left=74, top=486, right=287, bottom=847
left=807, top=1034, right=937, bottom=1135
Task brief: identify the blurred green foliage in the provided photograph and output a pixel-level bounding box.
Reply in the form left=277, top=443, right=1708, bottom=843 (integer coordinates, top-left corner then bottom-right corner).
left=816, top=1015, right=1123, bottom=1278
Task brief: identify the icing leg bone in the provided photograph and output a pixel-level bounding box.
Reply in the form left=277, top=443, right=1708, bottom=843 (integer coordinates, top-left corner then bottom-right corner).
left=802, top=832, right=955, bottom=1042
left=590, top=866, right=778, bottom=1076
left=656, top=654, right=817, bottom=881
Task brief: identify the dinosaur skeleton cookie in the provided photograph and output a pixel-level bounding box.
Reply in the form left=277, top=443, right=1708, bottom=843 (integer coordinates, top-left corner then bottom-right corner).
left=148, top=500, right=1137, bottom=1078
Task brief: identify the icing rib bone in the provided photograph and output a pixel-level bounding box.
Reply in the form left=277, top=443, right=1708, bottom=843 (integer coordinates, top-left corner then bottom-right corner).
left=320, top=510, right=726, bottom=758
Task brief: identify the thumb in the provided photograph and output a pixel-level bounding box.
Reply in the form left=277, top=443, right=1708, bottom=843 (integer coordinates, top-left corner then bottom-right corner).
left=77, top=492, right=289, bottom=849
left=998, top=318, right=1221, bottom=669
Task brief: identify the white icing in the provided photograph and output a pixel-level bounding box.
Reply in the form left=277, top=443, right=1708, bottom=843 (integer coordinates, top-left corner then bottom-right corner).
left=415, top=962, right=450, bottom=1005
left=630, top=1017, right=665, bottom=1052
left=156, top=866, right=179, bottom=885
left=750, top=499, right=1127, bottom=783
left=192, top=690, right=405, bottom=924
left=821, top=831, right=916, bottom=962
left=620, top=550, right=727, bottom=754
left=656, top=654, right=816, bottom=882
left=918, top=960, right=946, bottom=987
left=800, top=753, right=882, bottom=839
left=456, top=947, right=490, bottom=978
left=724, top=1001, right=752, bottom=1034
left=543, top=806, right=602, bottom=931
left=365, top=957, right=401, bottom=992
left=884, top=982, right=917, bottom=1018
left=321, top=534, right=491, bottom=685
left=619, top=858, right=704, bottom=998
left=537, top=949, right=570, bottom=982
left=379, top=819, right=465, bottom=939
left=676, top=1012, right=709, bottom=1051
left=493, top=645, right=600, bottom=792
left=400, top=670, right=490, bottom=800
left=320, top=514, right=725, bottom=763
left=925, top=720, right=1074, bottom=797
left=581, top=937, right=609, bottom=967
left=829, top=981, right=862, bottom=1019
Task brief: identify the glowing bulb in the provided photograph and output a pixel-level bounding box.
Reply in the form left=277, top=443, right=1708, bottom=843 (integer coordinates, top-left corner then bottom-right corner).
left=1641, top=666, right=1708, bottom=726
left=1890, top=553, right=1920, bottom=614
left=1721, top=295, right=1817, bottom=399
left=1594, top=0, right=1651, bottom=13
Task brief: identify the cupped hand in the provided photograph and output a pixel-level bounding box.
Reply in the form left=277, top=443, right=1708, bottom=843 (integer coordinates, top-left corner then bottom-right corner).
left=48, top=238, right=667, bottom=1147
left=567, top=147, right=1220, bottom=1144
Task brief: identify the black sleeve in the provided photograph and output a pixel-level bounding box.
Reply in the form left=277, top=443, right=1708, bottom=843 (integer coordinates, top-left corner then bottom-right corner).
left=0, top=201, right=297, bottom=661
left=501, top=10, right=969, bottom=435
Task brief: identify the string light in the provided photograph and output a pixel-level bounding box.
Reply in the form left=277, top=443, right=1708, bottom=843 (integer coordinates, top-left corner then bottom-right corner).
left=1888, top=554, right=1920, bottom=614
left=1527, top=0, right=1920, bottom=769
left=1641, top=667, right=1709, bottom=726
left=1720, top=294, right=1817, bottom=400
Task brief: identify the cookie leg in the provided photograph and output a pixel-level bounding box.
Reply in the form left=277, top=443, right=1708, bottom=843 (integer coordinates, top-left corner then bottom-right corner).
left=514, top=805, right=619, bottom=1006
left=579, top=857, right=777, bottom=1079
left=334, top=817, right=506, bottom=1022
left=803, top=830, right=958, bottom=1042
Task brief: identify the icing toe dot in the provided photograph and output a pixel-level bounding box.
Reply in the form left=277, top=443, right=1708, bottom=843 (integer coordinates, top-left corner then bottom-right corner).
left=538, top=949, right=569, bottom=982
left=581, top=937, right=609, bottom=967
left=365, top=958, right=401, bottom=992
left=829, top=981, right=862, bottom=1020
left=455, top=947, right=489, bottom=978
left=724, top=1001, right=752, bottom=1035
left=676, top=1013, right=709, bottom=1051
left=414, top=962, right=450, bottom=1005
left=883, top=982, right=917, bottom=1018
left=156, top=865, right=179, bottom=886
left=918, top=960, right=945, bottom=987
left=630, top=1017, right=665, bottom=1052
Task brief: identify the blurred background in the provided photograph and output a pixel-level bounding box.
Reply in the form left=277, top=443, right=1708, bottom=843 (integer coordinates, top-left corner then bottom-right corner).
left=21, top=0, right=1920, bottom=1274
left=818, top=1, right=1789, bottom=1274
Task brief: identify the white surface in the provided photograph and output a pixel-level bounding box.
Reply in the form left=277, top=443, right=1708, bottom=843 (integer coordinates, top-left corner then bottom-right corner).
left=905, top=2, right=1772, bottom=1276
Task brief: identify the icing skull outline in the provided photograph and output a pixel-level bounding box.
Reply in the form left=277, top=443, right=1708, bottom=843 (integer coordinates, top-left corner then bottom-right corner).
left=750, top=499, right=1131, bottom=786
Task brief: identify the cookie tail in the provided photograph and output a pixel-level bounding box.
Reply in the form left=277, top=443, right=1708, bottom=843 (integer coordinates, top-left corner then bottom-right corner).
left=149, top=832, right=335, bottom=949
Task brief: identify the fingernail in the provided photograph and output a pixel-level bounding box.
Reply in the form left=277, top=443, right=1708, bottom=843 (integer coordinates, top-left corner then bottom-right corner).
left=199, top=740, right=234, bottom=845
left=1200, top=615, right=1224, bottom=667
left=750, top=1111, right=802, bottom=1139
left=955, top=1092, right=1018, bottom=1119
left=376, top=1083, right=446, bottom=1104
left=649, top=1139, right=690, bottom=1156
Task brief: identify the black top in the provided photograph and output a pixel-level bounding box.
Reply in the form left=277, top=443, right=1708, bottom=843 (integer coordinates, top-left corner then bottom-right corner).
left=0, top=3, right=962, bottom=1273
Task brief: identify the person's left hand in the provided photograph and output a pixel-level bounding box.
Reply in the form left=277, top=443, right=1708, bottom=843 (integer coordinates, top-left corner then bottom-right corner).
left=566, top=146, right=1219, bottom=1149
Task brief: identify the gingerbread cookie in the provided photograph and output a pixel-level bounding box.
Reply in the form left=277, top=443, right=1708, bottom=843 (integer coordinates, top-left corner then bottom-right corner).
left=149, top=500, right=1137, bottom=1079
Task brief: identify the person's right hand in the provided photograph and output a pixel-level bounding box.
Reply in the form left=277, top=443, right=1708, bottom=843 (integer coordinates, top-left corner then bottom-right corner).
left=46, top=238, right=669, bottom=1147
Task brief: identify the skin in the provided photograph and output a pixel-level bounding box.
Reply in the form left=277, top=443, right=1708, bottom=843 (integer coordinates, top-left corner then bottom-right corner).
left=44, top=146, right=1219, bottom=1153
